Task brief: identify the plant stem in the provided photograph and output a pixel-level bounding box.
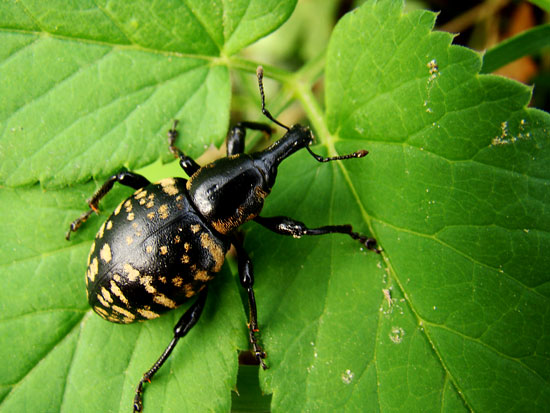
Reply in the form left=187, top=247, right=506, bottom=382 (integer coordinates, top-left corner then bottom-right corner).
left=293, top=79, right=330, bottom=144
left=296, top=49, right=327, bottom=86
left=227, top=56, right=292, bottom=82
left=291, top=50, right=338, bottom=150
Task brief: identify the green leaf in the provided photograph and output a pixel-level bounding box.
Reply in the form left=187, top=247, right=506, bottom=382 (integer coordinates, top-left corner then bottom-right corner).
left=2, top=0, right=550, bottom=412
left=0, top=0, right=296, bottom=188
left=482, top=23, right=550, bottom=74
left=0, top=1, right=297, bottom=412
left=255, top=0, right=548, bottom=411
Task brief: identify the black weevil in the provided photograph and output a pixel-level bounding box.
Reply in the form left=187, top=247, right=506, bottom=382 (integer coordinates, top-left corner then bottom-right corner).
left=66, top=67, right=380, bottom=412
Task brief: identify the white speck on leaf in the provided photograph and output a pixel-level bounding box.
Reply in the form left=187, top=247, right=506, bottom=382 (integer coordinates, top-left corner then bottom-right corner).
left=389, top=326, right=405, bottom=344
left=341, top=369, right=354, bottom=384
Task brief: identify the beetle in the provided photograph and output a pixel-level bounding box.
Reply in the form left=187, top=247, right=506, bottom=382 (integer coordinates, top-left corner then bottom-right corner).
left=66, top=67, right=380, bottom=412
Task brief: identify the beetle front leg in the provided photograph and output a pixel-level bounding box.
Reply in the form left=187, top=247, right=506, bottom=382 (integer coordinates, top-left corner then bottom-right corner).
left=167, top=120, right=202, bottom=176
left=254, top=215, right=381, bottom=253
left=226, top=122, right=273, bottom=156
left=66, top=171, right=150, bottom=240
left=134, top=286, right=209, bottom=412
left=232, top=237, right=268, bottom=369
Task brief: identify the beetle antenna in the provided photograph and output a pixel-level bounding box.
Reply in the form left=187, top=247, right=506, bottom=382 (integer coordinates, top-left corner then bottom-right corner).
left=256, top=66, right=290, bottom=131
left=305, top=146, right=369, bottom=162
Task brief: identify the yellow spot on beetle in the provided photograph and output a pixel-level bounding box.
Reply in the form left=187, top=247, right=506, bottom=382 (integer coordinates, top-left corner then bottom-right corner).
left=124, top=199, right=133, bottom=213
left=126, top=236, right=134, bottom=245
left=153, top=293, right=176, bottom=309
left=160, top=178, right=179, bottom=196
left=106, top=220, right=113, bottom=230
left=114, top=202, right=123, bottom=216
left=88, top=257, right=99, bottom=282
left=146, top=245, right=153, bottom=253
left=140, top=275, right=156, bottom=294
left=94, top=306, right=109, bottom=319
left=191, top=224, right=200, bottom=233
left=137, top=308, right=160, bottom=320
left=200, top=233, right=225, bottom=272
left=174, top=235, right=181, bottom=244
left=100, top=243, right=112, bottom=263
left=110, top=280, right=129, bottom=306
left=194, top=270, right=213, bottom=282
left=158, top=204, right=169, bottom=219
left=101, top=286, right=113, bottom=303
left=184, top=283, right=195, bottom=297
left=127, top=212, right=135, bottom=221
left=172, top=277, right=183, bottom=287
left=160, top=246, right=168, bottom=255
left=112, top=305, right=135, bottom=322
left=184, top=242, right=190, bottom=252
left=147, top=211, right=155, bottom=220
left=134, top=188, right=147, bottom=200
left=108, top=314, right=121, bottom=323
left=145, top=193, right=155, bottom=209
left=123, top=263, right=140, bottom=282
left=97, top=221, right=106, bottom=239
left=181, top=255, right=190, bottom=264
left=96, top=293, right=110, bottom=307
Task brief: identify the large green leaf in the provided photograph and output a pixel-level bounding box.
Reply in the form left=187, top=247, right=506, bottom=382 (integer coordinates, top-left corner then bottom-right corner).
left=2, top=0, right=550, bottom=412
left=255, top=1, right=550, bottom=412
left=0, top=1, right=297, bottom=412
left=0, top=0, right=296, bottom=188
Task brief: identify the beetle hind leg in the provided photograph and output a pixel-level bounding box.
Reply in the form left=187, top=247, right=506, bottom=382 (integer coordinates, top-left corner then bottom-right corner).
left=232, top=237, right=268, bottom=369
left=133, top=286, right=209, bottom=412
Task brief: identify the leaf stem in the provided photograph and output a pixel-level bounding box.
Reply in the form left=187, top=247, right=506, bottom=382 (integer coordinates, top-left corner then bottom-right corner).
left=293, top=79, right=331, bottom=145
left=227, top=56, right=292, bottom=83
left=295, top=49, right=326, bottom=86
left=291, top=50, right=337, bottom=150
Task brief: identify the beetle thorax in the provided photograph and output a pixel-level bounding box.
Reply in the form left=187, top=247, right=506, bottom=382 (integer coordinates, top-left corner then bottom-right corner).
left=186, top=154, right=269, bottom=234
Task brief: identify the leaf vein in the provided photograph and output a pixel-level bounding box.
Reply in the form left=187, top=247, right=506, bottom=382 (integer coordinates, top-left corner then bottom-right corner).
left=181, top=0, right=221, bottom=52
left=0, top=311, right=86, bottom=401
left=425, top=321, right=549, bottom=385
left=89, top=0, right=134, bottom=45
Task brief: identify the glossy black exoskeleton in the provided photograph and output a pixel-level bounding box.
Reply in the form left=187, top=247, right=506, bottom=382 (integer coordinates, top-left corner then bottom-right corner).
left=66, top=67, right=380, bottom=412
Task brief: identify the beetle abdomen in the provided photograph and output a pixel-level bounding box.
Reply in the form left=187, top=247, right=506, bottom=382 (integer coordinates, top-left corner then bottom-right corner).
left=86, top=178, right=230, bottom=324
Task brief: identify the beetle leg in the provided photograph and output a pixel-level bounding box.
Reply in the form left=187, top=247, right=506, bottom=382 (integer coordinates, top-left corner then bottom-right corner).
left=167, top=120, right=202, bottom=176
left=232, top=237, right=268, bottom=369
left=226, top=122, right=273, bottom=156
left=254, top=215, right=381, bottom=253
left=65, top=171, right=150, bottom=240
left=133, top=286, right=209, bottom=412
